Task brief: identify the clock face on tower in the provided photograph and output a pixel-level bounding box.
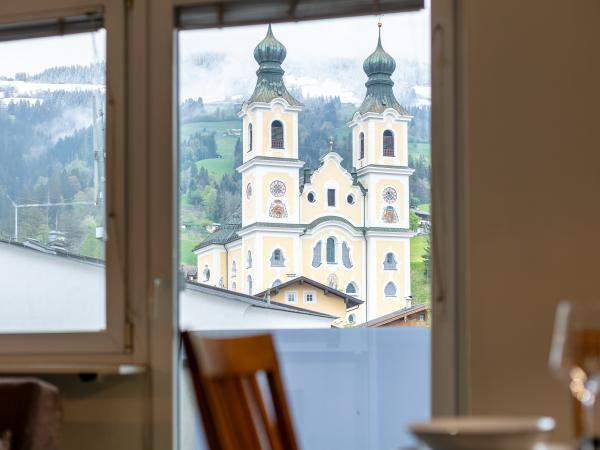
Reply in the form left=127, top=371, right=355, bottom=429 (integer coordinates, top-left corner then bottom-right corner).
left=270, top=180, right=286, bottom=197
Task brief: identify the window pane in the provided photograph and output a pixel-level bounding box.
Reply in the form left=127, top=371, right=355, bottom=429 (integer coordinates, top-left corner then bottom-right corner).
left=178, top=9, right=431, bottom=449
left=0, top=30, right=107, bottom=333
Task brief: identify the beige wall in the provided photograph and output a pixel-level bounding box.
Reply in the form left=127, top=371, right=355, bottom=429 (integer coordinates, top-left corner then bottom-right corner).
left=270, top=285, right=346, bottom=318
left=40, top=375, right=147, bottom=450
left=461, top=0, right=600, bottom=439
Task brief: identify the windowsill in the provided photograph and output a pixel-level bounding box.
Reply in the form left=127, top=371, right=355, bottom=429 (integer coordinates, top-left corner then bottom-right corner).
left=384, top=267, right=398, bottom=271
left=0, top=363, right=146, bottom=375
left=326, top=262, right=337, bottom=265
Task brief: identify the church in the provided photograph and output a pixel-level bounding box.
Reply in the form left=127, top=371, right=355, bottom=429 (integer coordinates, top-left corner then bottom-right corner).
left=194, top=24, right=414, bottom=325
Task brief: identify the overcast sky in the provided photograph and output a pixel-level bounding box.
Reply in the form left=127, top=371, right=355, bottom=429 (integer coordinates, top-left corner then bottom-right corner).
left=0, top=2, right=429, bottom=101
left=179, top=5, right=430, bottom=101
left=0, top=30, right=106, bottom=77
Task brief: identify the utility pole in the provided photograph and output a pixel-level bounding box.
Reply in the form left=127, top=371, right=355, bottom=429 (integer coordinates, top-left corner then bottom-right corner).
left=7, top=194, right=17, bottom=240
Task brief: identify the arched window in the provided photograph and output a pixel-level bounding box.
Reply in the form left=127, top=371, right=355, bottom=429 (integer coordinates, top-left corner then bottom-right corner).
left=346, top=282, right=358, bottom=296
left=271, top=120, right=284, bottom=149
left=383, top=130, right=394, bottom=157
left=232, top=282, right=237, bottom=291
left=247, top=250, right=252, bottom=268
left=342, top=242, right=353, bottom=268
left=270, top=249, right=285, bottom=267
left=231, top=260, right=237, bottom=277
left=382, top=206, right=399, bottom=224
left=383, top=252, right=398, bottom=270
left=359, top=132, right=365, bottom=160
left=326, top=237, right=336, bottom=263
left=272, top=279, right=282, bottom=288
left=202, top=264, right=210, bottom=282
left=248, top=123, right=253, bottom=152
left=384, top=281, right=397, bottom=297
left=247, top=275, right=253, bottom=295
left=312, top=241, right=322, bottom=268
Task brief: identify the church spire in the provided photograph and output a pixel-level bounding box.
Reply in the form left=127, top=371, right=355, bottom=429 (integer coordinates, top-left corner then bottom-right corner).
left=247, top=24, right=302, bottom=106
left=358, top=23, right=407, bottom=115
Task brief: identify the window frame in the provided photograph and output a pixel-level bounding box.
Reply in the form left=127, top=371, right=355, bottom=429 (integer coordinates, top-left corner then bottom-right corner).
left=326, top=236, right=336, bottom=264
left=270, top=119, right=284, bottom=150
left=382, top=129, right=395, bottom=157
left=327, top=188, right=336, bottom=207
left=0, top=1, right=129, bottom=357
left=303, top=290, right=316, bottom=304
left=167, top=2, right=464, bottom=448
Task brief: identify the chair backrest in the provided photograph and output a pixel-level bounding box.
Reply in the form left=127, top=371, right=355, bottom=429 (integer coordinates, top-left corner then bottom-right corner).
left=182, top=332, right=300, bottom=450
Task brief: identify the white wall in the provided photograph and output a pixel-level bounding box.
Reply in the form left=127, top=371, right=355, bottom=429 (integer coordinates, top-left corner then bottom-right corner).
left=180, top=287, right=335, bottom=330
left=460, top=0, right=600, bottom=440
left=0, top=244, right=104, bottom=332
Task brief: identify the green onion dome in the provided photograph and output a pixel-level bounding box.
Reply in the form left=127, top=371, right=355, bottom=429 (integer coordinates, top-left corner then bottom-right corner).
left=358, top=25, right=408, bottom=115
left=363, top=32, right=397, bottom=77
left=247, top=24, right=302, bottom=107
left=253, top=24, right=287, bottom=66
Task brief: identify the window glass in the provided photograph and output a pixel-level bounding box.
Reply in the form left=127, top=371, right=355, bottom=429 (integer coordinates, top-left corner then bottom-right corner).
left=327, top=188, right=336, bottom=206
left=177, top=9, right=432, bottom=449
left=271, top=120, right=284, bottom=149
left=383, top=129, right=395, bottom=156
left=0, top=29, right=107, bottom=333
left=326, top=237, right=336, bottom=263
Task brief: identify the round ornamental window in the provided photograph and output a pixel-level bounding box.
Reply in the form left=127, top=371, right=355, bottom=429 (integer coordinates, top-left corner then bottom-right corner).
left=307, top=192, right=316, bottom=203
left=347, top=194, right=355, bottom=205
left=246, top=183, right=252, bottom=199
left=382, top=187, right=397, bottom=204
left=270, top=180, right=286, bottom=197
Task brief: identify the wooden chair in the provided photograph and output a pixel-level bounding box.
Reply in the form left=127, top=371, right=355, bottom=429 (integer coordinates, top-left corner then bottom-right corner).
left=181, top=332, right=300, bottom=450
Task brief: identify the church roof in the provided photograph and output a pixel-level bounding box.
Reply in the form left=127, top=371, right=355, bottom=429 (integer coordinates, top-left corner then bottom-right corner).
left=358, top=26, right=409, bottom=116
left=246, top=24, right=302, bottom=107
left=255, top=276, right=364, bottom=309
left=193, top=209, right=242, bottom=251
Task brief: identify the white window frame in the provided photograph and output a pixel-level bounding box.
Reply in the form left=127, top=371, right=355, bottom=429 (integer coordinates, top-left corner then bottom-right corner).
left=303, top=290, right=317, bottom=304
left=0, top=0, right=129, bottom=358
left=285, top=291, right=297, bottom=304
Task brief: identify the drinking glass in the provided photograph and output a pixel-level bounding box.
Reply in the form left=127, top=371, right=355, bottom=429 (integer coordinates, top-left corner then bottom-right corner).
left=550, top=300, right=600, bottom=449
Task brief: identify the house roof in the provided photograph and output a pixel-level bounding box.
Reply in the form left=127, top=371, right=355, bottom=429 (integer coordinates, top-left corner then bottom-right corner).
left=186, top=281, right=337, bottom=319
left=0, top=238, right=103, bottom=266
left=358, top=303, right=430, bottom=328
left=193, top=209, right=242, bottom=252
left=255, top=276, right=364, bottom=309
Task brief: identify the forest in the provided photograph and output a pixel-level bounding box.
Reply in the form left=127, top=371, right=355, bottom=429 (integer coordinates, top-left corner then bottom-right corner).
left=0, top=62, right=431, bottom=303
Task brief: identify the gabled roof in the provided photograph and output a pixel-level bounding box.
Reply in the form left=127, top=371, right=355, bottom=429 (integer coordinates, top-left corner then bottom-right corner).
left=186, top=281, right=337, bottom=319
left=358, top=303, right=430, bottom=328
left=255, top=276, right=364, bottom=309
left=193, top=209, right=242, bottom=252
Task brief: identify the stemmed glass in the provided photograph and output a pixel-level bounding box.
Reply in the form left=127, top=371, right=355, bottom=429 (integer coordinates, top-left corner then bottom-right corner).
left=550, top=300, right=600, bottom=450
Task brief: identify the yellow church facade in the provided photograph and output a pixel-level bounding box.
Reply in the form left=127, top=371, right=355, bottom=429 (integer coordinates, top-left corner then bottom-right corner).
left=194, top=24, right=414, bottom=325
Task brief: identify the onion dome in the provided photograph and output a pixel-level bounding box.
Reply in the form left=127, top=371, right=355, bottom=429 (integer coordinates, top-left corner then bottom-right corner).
left=363, top=32, right=396, bottom=77
left=247, top=25, right=302, bottom=107
left=253, top=24, right=287, bottom=65
left=358, top=24, right=408, bottom=115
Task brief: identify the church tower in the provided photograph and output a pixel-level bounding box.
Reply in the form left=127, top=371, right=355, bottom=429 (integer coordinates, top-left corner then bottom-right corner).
left=348, top=24, right=414, bottom=320
left=236, top=25, right=305, bottom=294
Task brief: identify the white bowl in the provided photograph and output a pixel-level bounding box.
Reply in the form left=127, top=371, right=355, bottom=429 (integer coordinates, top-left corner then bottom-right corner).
left=408, top=416, right=556, bottom=450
